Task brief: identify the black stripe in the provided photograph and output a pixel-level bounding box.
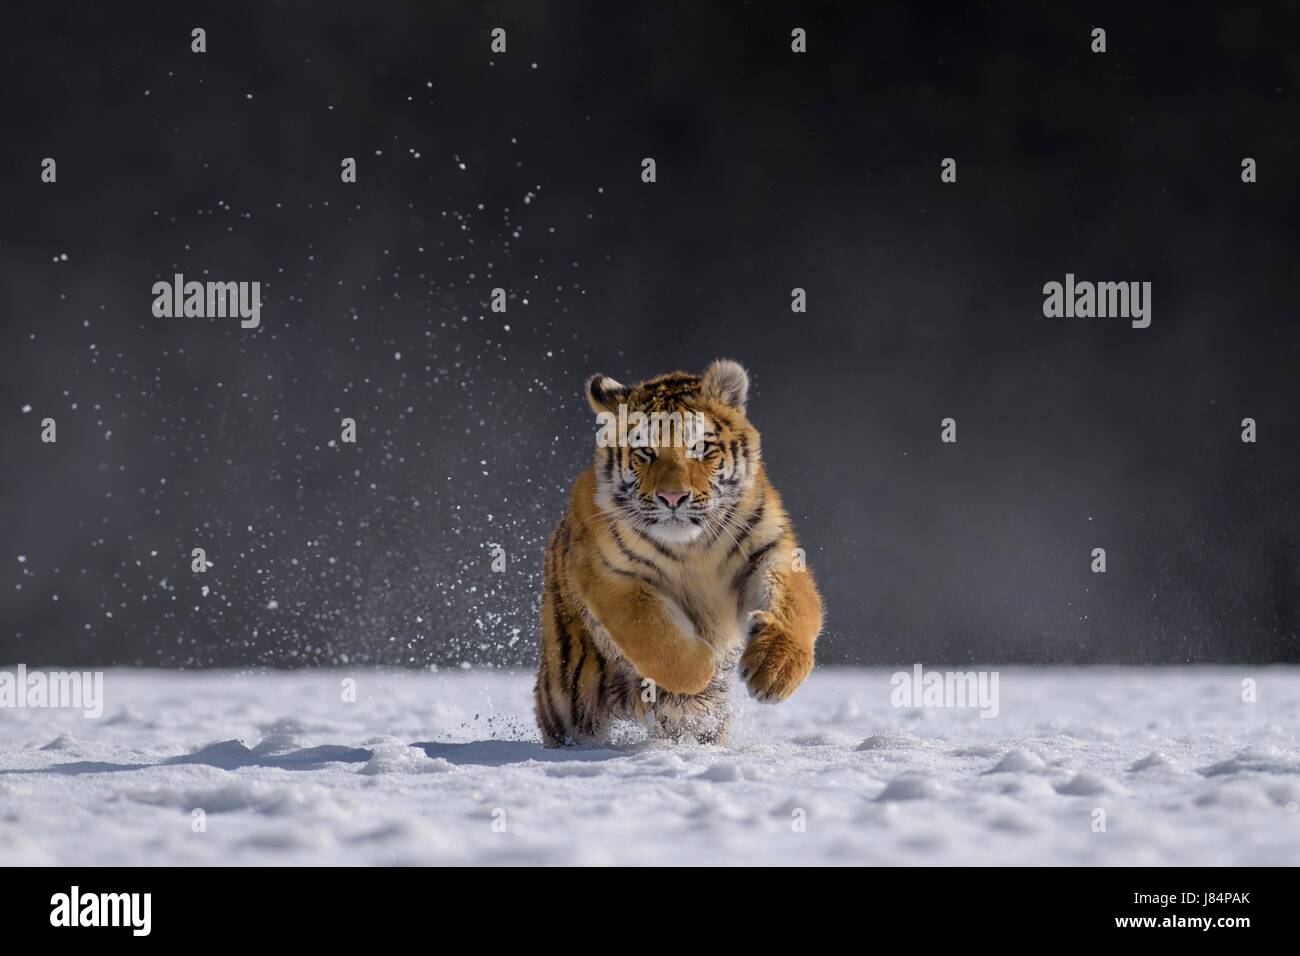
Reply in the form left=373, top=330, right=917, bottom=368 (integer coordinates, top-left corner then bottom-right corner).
left=728, top=493, right=767, bottom=557
left=551, top=585, right=572, bottom=685
left=732, top=537, right=781, bottom=596
left=734, top=436, right=750, bottom=479
left=609, top=525, right=664, bottom=573
left=655, top=373, right=699, bottom=387
left=569, top=643, right=586, bottom=722
left=682, top=602, right=707, bottom=637
left=590, top=645, right=608, bottom=723
left=598, top=551, right=658, bottom=588
left=553, top=540, right=568, bottom=591
left=536, top=673, right=566, bottom=744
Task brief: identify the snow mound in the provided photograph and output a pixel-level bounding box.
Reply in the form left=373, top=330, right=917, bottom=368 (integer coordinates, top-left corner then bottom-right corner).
left=877, top=774, right=943, bottom=801
left=988, top=748, right=1047, bottom=773
left=1129, top=751, right=1178, bottom=772
left=694, top=761, right=772, bottom=783
left=1055, top=772, right=1124, bottom=796
left=1200, top=748, right=1300, bottom=777
left=359, top=737, right=456, bottom=776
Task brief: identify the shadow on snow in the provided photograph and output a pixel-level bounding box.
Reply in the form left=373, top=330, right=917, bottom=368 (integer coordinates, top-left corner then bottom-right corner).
left=1, top=737, right=623, bottom=775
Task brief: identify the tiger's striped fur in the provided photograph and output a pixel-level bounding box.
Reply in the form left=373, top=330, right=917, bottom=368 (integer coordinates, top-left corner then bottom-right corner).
left=534, top=359, right=823, bottom=747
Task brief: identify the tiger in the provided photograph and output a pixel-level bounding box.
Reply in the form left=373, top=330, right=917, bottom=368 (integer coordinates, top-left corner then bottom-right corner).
left=534, top=359, right=823, bottom=747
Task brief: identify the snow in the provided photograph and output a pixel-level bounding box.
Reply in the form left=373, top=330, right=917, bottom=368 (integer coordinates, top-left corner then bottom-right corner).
left=1, top=666, right=1298, bottom=865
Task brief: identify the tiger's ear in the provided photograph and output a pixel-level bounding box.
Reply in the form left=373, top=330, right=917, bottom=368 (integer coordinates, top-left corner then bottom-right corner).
left=586, top=374, right=628, bottom=414
left=701, top=359, right=749, bottom=412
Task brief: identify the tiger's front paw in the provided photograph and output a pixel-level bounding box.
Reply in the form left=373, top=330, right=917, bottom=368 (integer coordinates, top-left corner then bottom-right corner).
left=648, top=639, right=717, bottom=696
left=739, top=611, right=814, bottom=703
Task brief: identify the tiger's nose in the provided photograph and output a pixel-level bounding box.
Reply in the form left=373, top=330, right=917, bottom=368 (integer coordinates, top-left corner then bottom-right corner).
left=656, top=489, right=690, bottom=509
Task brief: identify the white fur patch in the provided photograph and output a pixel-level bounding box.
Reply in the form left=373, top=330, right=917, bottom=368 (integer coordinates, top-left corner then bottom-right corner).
left=660, top=596, right=697, bottom=640
left=647, top=521, right=704, bottom=545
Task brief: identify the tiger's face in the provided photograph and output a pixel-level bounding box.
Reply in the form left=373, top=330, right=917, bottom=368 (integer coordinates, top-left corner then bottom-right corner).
left=587, top=360, right=761, bottom=545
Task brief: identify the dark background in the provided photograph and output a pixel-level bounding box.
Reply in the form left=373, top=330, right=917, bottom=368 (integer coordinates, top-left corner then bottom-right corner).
left=2, top=1, right=1297, bottom=668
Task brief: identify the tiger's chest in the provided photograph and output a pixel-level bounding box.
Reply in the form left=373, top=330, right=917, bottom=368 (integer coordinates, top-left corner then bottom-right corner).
left=658, top=554, right=748, bottom=656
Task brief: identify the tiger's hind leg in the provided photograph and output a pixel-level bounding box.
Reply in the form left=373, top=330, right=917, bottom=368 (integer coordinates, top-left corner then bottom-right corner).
left=534, top=626, right=618, bottom=748
left=534, top=666, right=571, bottom=747
left=534, top=663, right=616, bottom=747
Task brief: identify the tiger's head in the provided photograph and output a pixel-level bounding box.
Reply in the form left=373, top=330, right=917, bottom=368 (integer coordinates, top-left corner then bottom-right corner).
left=587, top=359, right=762, bottom=545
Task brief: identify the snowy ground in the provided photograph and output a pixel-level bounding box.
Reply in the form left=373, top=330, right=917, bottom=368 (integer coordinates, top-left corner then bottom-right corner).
left=1, top=666, right=1298, bottom=866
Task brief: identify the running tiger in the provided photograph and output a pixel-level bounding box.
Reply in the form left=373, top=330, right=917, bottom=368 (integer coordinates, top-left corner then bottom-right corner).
left=534, top=359, right=823, bottom=746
